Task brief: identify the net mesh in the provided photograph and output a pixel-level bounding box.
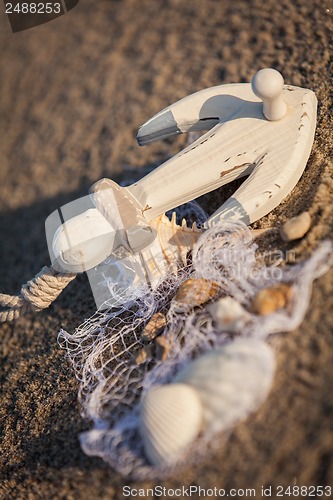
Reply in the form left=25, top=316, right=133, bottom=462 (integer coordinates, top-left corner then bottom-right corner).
left=58, top=207, right=333, bottom=479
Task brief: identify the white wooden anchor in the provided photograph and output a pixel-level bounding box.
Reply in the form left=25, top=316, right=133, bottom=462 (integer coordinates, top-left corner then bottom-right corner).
left=47, top=68, right=317, bottom=308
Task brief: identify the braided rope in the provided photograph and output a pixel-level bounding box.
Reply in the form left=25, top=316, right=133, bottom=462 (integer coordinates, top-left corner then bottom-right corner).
left=0, top=266, right=77, bottom=322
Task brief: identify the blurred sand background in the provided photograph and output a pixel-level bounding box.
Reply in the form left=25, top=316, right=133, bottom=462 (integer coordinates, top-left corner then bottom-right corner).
left=0, top=0, right=333, bottom=497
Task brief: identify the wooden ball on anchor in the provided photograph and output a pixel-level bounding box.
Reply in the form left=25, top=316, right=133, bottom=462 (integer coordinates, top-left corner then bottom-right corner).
left=252, top=68, right=287, bottom=121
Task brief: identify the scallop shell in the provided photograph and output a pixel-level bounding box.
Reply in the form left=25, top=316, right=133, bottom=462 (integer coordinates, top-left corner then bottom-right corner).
left=175, top=339, right=275, bottom=434
left=139, top=383, right=203, bottom=466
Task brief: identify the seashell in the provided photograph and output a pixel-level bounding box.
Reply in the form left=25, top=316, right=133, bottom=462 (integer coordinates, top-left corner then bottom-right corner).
left=252, top=283, right=293, bottom=315
left=208, top=296, right=249, bottom=331
left=279, top=211, right=311, bottom=242
left=174, top=278, right=220, bottom=307
left=138, top=213, right=202, bottom=286
left=148, top=213, right=201, bottom=272
left=139, top=383, right=203, bottom=466
left=175, top=339, right=275, bottom=434
left=142, top=312, right=167, bottom=342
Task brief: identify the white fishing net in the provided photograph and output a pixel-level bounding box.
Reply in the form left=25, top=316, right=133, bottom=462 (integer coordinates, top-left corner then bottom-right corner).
left=58, top=207, right=333, bottom=479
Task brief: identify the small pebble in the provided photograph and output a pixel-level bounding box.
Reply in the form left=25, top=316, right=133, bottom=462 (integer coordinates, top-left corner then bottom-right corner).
left=135, top=345, right=154, bottom=365
left=208, top=296, right=249, bottom=331
left=280, top=212, right=311, bottom=242
left=155, top=336, right=171, bottom=361
left=142, top=312, right=167, bottom=342
left=174, top=278, right=220, bottom=307
left=252, top=283, right=293, bottom=315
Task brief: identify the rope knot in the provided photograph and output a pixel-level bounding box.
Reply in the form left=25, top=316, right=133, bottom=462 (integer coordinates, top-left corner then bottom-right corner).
left=0, top=266, right=76, bottom=322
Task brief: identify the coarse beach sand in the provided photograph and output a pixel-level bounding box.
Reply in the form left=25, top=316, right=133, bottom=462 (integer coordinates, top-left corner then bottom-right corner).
left=0, top=0, right=333, bottom=497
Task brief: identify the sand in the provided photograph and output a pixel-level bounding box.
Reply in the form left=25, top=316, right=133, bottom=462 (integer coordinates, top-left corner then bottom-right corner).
left=0, top=0, right=333, bottom=497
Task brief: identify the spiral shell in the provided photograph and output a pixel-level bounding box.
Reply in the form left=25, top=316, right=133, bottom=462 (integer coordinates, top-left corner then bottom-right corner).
left=140, top=213, right=202, bottom=285
left=149, top=213, right=202, bottom=272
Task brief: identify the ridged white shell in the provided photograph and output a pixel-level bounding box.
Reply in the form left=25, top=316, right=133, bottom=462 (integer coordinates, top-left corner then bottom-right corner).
left=175, top=339, right=275, bottom=434
left=139, top=383, right=203, bottom=466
